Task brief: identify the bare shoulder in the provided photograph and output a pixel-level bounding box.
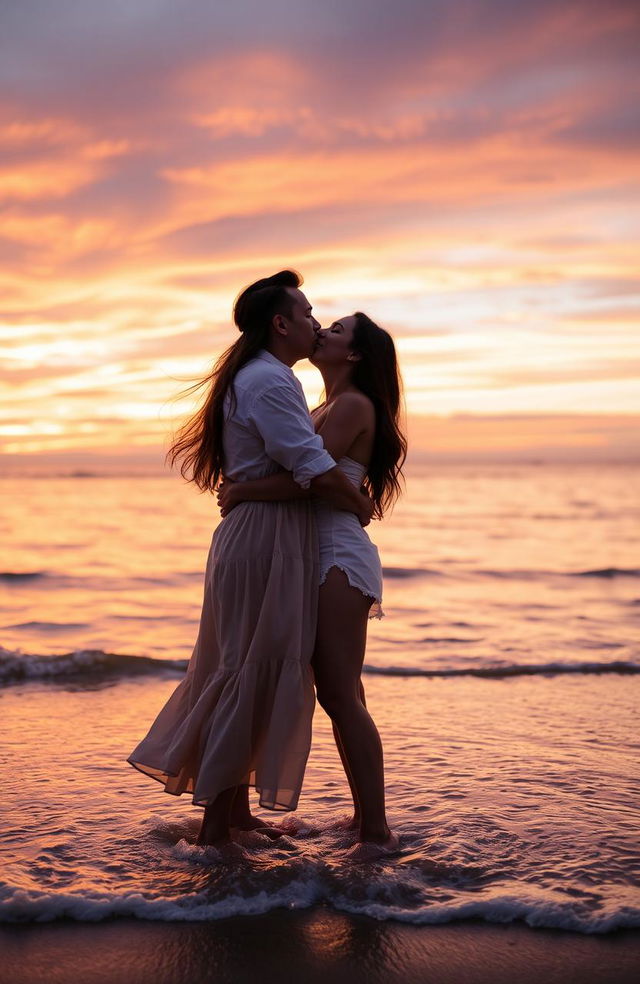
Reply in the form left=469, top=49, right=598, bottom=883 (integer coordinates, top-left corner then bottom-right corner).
left=329, top=390, right=375, bottom=422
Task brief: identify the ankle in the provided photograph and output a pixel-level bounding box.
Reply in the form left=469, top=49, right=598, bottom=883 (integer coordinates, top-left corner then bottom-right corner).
left=229, top=807, right=253, bottom=825
left=358, top=824, right=391, bottom=844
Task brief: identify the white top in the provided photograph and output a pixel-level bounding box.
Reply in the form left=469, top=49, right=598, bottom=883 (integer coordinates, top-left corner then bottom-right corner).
left=223, top=350, right=336, bottom=488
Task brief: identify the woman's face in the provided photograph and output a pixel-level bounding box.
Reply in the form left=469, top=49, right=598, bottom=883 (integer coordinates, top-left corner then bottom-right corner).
left=311, top=315, right=358, bottom=366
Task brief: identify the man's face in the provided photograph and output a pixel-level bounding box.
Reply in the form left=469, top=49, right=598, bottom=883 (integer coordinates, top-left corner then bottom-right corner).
left=280, top=288, right=319, bottom=360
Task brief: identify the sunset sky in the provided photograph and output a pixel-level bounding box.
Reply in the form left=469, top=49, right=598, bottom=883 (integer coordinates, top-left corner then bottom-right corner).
left=1, top=0, right=639, bottom=465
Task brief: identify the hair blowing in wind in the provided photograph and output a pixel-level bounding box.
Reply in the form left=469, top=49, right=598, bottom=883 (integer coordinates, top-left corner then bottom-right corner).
left=167, top=270, right=301, bottom=492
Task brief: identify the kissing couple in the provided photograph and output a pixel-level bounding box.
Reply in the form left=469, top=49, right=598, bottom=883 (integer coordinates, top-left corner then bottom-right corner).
left=128, top=270, right=406, bottom=859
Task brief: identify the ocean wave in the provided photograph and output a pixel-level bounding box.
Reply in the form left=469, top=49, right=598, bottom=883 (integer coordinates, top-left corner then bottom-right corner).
left=1, top=647, right=638, bottom=686
left=3, top=566, right=638, bottom=590
left=0, top=571, right=48, bottom=583
left=389, top=566, right=640, bottom=582
left=475, top=566, right=640, bottom=580
left=362, top=660, right=640, bottom=679
left=0, top=570, right=202, bottom=592
left=0, top=647, right=187, bottom=685
left=2, top=564, right=437, bottom=586
left=382, top=567, right=443, bottom=578
left=0, top=882, right=637, bottom=933
left=3, top=621, right=90, bottom=632
left=572, top=567, right=640, bottom=579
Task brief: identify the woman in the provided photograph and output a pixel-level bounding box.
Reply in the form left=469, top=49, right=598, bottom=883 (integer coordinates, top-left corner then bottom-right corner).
left=219, top=312, right=406, bottom=855
left=128, top=272, right=372, bottom=847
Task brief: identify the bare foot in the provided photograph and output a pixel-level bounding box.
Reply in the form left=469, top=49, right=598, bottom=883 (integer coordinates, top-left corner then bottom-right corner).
left=332, top=814, right=360, bottom=831
left=230, top=817, right=285, bottom=840
left=345, top=831, right=401, bottom=861
left=196, top=830, right=233, bottom=847
left=193, top=839, right=247, bottom=862
left=196, top=818, right=232, bottom=847
left=217, top=841, right=247, bottom=860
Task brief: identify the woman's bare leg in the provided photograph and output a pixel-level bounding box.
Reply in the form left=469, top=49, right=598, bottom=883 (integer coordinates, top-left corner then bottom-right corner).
left=332, top=679, right=367, bottom=827
left=313, top=569, right=391, bottom=844
left=332, top=723, right=359, bottom=826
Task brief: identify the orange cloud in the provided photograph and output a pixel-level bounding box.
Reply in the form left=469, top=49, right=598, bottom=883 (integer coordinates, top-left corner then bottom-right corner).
left=1, top=2, right=638, bottom=462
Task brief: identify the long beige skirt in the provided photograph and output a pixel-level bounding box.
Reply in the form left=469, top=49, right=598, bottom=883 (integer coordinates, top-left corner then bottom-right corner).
left=127, top=500, right=319, bottom=811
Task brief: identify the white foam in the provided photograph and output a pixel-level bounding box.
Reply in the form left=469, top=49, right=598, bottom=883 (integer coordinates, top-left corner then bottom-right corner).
left=0, top=647, right=186, bottom=684
left=1, top=883, right=638, bottom=933
left=0, top=883, right=320, bottom=924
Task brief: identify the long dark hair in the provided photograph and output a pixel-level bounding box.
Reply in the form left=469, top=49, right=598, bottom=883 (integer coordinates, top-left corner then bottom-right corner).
left=167, top=270, right=301, bottom=491
left=350, top=312, right=407, bottom=519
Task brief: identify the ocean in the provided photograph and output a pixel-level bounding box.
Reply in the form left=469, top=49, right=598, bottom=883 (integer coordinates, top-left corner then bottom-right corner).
left=1, top=462, right=639, bottom=933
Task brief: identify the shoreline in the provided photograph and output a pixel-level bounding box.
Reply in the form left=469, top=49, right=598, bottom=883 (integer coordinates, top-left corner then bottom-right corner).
left=1, top=910, right=639, bottom=984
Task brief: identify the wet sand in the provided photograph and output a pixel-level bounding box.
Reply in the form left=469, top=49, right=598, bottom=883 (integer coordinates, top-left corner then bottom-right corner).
left=1, top=909, right=638, bottom=984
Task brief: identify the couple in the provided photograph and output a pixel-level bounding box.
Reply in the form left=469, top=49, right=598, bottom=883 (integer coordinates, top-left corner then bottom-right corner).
left=128, top=270, right=406, bottom=856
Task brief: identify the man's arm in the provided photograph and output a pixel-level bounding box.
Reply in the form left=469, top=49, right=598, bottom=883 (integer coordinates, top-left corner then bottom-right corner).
left=218, top=468, right=372, bottom=525
left=248, top=382, right=336, bottom=489
left=218, top=472, right=309, bottom=516
left=228, top=387, right=375, bottom=523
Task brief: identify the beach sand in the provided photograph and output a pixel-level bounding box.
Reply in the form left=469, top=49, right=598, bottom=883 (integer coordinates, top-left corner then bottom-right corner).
left=1, top=910, right=639, bottom=984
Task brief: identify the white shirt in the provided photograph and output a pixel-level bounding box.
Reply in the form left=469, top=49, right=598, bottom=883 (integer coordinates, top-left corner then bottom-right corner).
left=222, top=350, right=336, bottom=488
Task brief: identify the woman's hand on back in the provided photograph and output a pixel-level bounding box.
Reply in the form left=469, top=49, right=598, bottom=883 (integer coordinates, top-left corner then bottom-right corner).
left=358, top=491, right=374, bottom=527
left=217, top=478, right=240, bottom=517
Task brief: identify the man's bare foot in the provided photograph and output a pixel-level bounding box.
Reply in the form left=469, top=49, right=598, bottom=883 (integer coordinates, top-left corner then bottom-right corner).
left=194, top=837, right=246, bottom=861
left=333, top=814, right=360, bottom=831
left=196, top=787, right=236, bottom=846
left=228, top=786, right=284, bottom=839
left=196, top=814, right=232, bottom=846
left=196, top=828, right=233, bottom=847
left=230, top=816, right=284, bottom=840
left=345, top=831, right=401, bottom=861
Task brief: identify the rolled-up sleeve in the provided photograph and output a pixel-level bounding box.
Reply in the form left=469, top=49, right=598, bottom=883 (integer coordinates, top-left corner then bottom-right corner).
left=248, top=381, right=336, bottom=488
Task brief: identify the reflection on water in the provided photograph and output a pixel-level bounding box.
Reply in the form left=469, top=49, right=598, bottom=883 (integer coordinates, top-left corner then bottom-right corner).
left=302, top=910, right=356, bottom=959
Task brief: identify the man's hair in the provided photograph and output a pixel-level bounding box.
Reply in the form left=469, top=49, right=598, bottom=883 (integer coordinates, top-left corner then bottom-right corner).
left=234, top=270, right=302, bottom=334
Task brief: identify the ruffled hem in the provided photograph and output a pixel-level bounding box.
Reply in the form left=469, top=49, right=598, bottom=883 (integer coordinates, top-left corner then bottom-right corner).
left=319, top=563, right=385, bottom=619
left=127, top=758, right=295, bottom=812
left=127, top=655, right=315, bottom=811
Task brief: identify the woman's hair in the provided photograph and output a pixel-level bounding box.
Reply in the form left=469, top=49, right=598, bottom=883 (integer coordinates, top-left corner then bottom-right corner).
left=350, top=312, right=407, bottom=519
left=167, top=270, right=301, bottom=491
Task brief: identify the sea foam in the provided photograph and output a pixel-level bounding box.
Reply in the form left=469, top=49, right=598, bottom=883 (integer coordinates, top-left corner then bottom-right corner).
left=1, top=882, right=638, bottom=934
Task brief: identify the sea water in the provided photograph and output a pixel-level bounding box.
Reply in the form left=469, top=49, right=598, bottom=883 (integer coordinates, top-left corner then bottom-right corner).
left=1, top=463, right=639, bottom=932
